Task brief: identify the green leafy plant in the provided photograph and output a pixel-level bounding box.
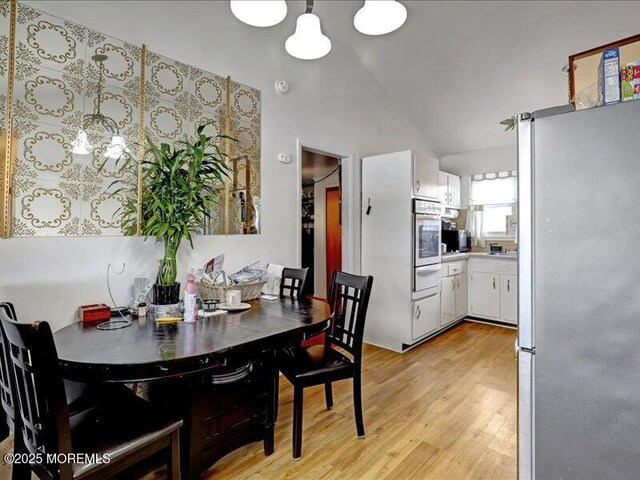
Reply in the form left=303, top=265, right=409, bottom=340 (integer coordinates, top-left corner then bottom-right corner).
left=499, top=116, right=517, bottom=131
left=116, top=123, right=233, bottom=286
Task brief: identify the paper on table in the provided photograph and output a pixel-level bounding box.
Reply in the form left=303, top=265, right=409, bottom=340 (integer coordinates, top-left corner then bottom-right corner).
left=198, top=309, right=227, bottom=318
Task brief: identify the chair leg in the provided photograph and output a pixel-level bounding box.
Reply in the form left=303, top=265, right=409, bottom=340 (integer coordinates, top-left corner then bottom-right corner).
left=353, top=373, right=365, bottom=438
left=292, top=385, right=304, bottom=460
left=167, top=430, right=181, bottom=480
left=274, top=373, right=280, bottom=423
left=12, top=433, right=32, bottom=480
left=324, top=382, right=333, bottom=410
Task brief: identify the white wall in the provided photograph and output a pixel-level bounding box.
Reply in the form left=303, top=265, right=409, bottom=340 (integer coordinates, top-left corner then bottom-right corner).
left=440, top=144, right=516, bottom=207
left=0, top=1, right=436, bottom=330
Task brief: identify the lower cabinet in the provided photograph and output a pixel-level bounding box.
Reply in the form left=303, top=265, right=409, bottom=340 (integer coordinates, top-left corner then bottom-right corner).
left=500, top=274, right=517, bottom=323
left=440, top=272, right=467, bottom=327
left=413, top=291, right=441, bottom=339
left=469, top=272, right=501, bottom=319
left=468, top=258, right=518, bottom=325
left=455, top=274, right=468, bottom=319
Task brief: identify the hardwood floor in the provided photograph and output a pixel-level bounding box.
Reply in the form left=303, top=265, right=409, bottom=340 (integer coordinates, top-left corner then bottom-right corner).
left=193, top=321, right=516, bottom=479
left=0, top=321, right=517, bottom=480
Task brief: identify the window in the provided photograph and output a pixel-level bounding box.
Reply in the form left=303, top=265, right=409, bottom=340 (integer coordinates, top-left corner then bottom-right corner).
left=470, top=172, right=517, bottom=239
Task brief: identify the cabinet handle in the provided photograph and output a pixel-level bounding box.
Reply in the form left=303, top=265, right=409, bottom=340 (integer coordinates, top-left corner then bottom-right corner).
left=452, top=278, right=456, bottom=290
left=416, top=180, right=421, bottom=191
left=416, top=306, right=421, bottom=319
left=507, top=279, right=510, bottom=292
left=457, top=277, right=460, bottom=289
left=493, top=277, right=496, bottom=290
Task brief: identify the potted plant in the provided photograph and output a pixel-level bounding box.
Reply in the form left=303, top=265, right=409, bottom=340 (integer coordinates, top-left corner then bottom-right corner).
left=117, top=123, right=232, bottom=305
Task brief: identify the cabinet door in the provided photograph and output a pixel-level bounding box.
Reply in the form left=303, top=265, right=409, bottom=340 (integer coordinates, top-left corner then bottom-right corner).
left=469, top=272, right=500, bottom=319
left=413, top=292, right=441, bottom=339
left=455, top=273, right=467, bottom=319
left=438, top=171, right=449, bottom=204
left=414, top=155, right=440, bottom=200
left=500, top=274, right=518, bottom=324
left=448, top=174, right=461, bottom=208
left=440, top=277, right=457, bottom=326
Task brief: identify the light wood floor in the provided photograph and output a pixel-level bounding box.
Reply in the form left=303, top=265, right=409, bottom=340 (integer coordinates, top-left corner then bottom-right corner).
left=195, top=321, right=516, bottom=479
left=0, top=321, right=517, bottom=480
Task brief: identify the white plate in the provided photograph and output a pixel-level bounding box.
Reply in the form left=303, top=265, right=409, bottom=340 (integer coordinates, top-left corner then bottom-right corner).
left=218, top=302, right=251, bottom=311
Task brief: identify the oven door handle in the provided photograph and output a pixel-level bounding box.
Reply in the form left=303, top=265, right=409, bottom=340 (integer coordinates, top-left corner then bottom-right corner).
left=415, top=214, right=441, bottom=221
left=416, top=265, right=442, bottom=275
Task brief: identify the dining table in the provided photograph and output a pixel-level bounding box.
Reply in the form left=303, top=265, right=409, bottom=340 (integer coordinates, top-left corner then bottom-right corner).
left=53, top=297, right=332, bottom=479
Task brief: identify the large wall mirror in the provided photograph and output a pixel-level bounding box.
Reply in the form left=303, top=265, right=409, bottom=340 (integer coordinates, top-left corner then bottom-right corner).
left=0, top=0, right=261, bottom=237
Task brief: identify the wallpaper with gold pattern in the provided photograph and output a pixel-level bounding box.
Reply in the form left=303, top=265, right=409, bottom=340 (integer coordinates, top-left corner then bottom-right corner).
left=2, top=0, right=262, bottom=237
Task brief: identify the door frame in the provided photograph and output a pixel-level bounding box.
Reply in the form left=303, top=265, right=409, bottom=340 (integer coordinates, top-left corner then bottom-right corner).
left=295, top=138, right=356, bottom=276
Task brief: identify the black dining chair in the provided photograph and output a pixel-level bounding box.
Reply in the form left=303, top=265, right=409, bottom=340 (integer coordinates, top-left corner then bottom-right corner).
left=279, top=267, right=309, bottom=300
left=279, top=270, right=373, bottom=459
left=0, top=311, right=183, bottom=480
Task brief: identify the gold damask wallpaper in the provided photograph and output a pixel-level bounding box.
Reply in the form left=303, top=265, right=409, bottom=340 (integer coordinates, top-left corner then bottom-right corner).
left=1, top=0, right=262, bottom=237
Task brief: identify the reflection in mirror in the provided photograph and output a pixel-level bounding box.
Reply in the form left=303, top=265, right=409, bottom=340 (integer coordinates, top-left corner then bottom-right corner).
left=3, top=1, right=261, bottom=237
left=9, top=2, right=138, bottom=236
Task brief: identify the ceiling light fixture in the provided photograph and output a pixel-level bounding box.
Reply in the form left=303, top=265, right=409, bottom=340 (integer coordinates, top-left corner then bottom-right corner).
left=354, top=0, right=407, bottom=36
left=230, top=0, right=287, bottom=27
left=285, top=0, right=331, bottom=60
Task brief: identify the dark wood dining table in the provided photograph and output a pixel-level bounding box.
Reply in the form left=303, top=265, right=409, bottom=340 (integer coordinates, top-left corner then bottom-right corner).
left=53, top=297, right=331, bottom=479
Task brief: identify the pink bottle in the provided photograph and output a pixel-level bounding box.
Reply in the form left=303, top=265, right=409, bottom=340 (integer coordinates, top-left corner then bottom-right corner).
left=183, top=274, right=198, bottom=322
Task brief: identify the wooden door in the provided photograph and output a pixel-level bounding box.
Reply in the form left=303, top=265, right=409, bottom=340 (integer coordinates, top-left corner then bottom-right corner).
left=325, top=187, right=342, bottom=293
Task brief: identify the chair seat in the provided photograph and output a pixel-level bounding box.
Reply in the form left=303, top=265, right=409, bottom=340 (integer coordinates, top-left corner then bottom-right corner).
left=70, top=390, right=182, bottom=478
left=279, top=345, right=354, bottom=386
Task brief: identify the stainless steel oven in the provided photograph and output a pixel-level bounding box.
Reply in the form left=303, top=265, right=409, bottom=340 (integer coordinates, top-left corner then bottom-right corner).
left=414, top=199, right=441, bottom=267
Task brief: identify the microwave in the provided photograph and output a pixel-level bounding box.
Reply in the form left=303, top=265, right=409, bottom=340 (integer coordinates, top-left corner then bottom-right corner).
left=441, top=229, right=470, bottom=253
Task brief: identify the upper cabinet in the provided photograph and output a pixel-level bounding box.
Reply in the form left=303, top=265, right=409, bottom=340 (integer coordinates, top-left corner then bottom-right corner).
left=439, top=171, right=461, bottom=208
left=412, top=154, right=439, bottom=200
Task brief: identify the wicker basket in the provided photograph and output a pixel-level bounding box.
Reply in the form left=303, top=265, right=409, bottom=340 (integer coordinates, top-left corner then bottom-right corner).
left=196, top=280, right=267, bottom=302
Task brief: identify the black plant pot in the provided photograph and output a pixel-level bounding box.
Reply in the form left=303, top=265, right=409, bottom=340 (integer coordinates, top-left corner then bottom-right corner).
left=153, top=283, right=181, bottom=305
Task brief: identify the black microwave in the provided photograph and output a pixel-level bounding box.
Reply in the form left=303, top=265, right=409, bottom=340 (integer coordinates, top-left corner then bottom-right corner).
left=442, top=229, right=470, bottom=253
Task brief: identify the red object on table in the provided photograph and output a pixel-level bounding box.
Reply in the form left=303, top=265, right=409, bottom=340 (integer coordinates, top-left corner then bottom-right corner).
left=78, top=304, right=111, bottom=322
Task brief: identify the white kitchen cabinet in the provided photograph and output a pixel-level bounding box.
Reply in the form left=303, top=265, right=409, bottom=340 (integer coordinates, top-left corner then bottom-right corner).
left=500, top=274, right=518, bottom=324
left=467, top=257, right=518, bottom=325
left=413, top=154, right=439, bottom=200
left=455, top=273, right=468, bottom=319
left=413, top=292, right=441, bottom=339
left=469, top=272, right=501, bottom=319
left=438, top=171, right=461, bottom=208
left=440, top=277, right=456, bottom=326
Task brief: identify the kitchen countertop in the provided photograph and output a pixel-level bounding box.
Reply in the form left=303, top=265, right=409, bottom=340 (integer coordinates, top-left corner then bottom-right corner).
left=441, top=252, right=518, bottom=262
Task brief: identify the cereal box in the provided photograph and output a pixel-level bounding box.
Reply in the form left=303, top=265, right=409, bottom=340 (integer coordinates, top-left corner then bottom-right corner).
left=621, top=61, right=640, bottom=102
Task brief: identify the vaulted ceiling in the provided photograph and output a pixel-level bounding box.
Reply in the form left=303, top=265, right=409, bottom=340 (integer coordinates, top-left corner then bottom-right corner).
left=318, top=0, right=640, bottom=156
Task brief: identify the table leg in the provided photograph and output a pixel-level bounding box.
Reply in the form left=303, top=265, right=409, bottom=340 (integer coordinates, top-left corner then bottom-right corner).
left=263, top=348, right=277, bottom=456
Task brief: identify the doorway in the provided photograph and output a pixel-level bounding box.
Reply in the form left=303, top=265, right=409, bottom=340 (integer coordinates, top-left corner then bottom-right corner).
left=300, top=149, right=342, bottom=299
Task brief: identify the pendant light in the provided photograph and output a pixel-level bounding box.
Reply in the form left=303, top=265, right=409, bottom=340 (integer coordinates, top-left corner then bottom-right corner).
left=285, top=0, right=331, bottom=60
left=103, top=135, right=131, bottom=160
left=230, top=0, right=287, bottom=27
left=354, top=0, right=407, bottom=36
left=71, top=129, right=93, bottom=155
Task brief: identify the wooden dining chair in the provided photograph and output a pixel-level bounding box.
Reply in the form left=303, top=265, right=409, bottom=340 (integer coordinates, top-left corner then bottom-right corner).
left=279, top=267, right=309, bottom=300
left=0, top=312, right=183, bottom=480
left=279, top=270, right=373, bottom=459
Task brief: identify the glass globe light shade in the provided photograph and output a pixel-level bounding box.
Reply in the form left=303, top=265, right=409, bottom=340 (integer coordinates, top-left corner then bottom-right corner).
left=104, top=135, right=131, bottom=159
left=230, top=1, right=287, bottom=27
left=354, top=0, right=407, bottom=36
left=285, top=13, right=332, bottom=60
left=71, top=129, right=93, bottom=155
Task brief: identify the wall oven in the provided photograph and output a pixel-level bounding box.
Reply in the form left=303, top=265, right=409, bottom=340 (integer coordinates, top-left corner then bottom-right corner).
left=414, top=199, right=441, bottom=267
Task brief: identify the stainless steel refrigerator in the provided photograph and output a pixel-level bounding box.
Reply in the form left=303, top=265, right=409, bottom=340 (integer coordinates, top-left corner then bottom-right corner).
left=517, top=100, right=640, bottom=479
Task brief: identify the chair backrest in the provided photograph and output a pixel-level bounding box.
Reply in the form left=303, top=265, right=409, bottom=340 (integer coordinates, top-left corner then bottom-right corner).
left=0, top=303, right=18, bottom=432
left=325, top=270, right=373, bottom=364
left=0, top=315, right=72, bottom=474
left=279, top=267, right=309, bottom=300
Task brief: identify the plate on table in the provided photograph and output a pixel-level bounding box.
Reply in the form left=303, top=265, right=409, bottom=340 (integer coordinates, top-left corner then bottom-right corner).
left=218, top=302, right=251, bottom=311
